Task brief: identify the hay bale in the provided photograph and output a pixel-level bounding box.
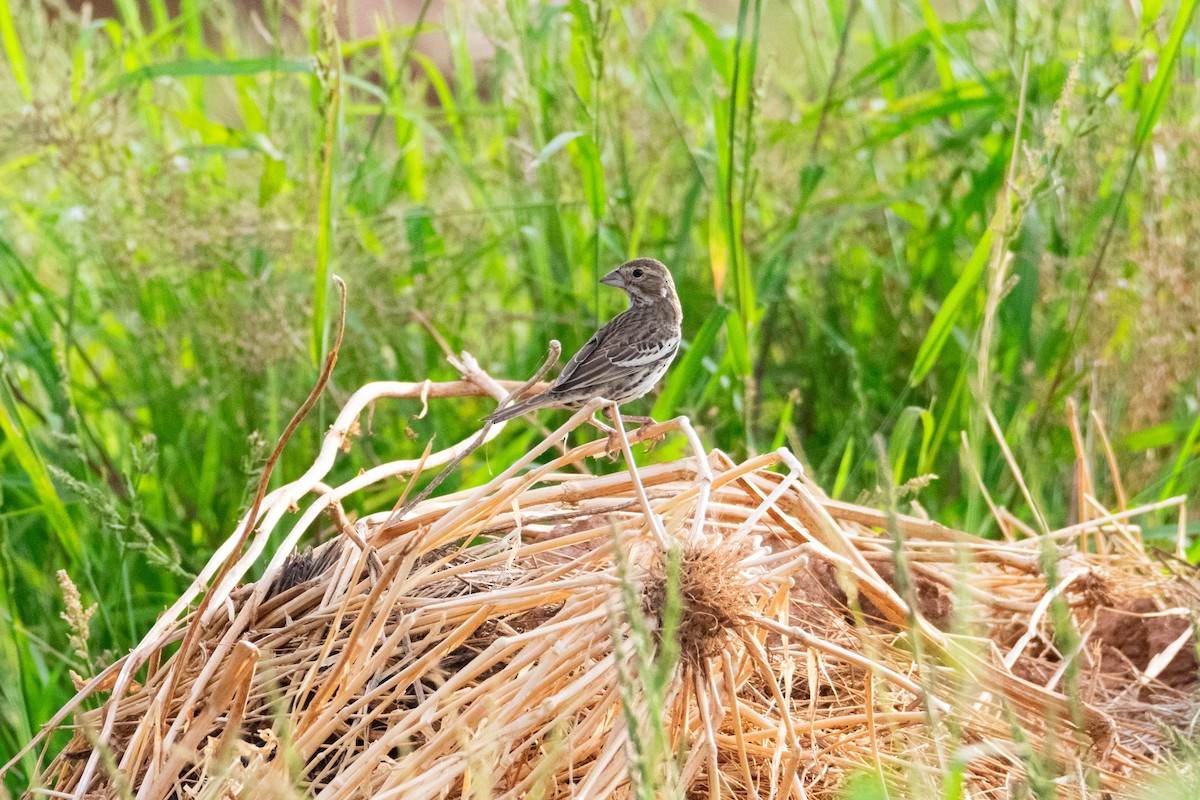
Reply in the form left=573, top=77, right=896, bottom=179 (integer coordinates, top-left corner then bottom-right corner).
left=12, top=378, right=1199, bottom=799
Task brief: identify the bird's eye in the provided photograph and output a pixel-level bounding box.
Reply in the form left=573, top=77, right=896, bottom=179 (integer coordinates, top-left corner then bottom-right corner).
left=632, top=268, right=644, bottom=278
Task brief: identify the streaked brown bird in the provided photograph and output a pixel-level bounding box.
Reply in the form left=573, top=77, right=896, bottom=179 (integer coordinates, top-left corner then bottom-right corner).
left=485, top=257, right=682, bottom=439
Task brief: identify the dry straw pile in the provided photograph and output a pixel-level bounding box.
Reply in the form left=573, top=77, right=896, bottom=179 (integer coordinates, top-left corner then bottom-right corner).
left=8, top=350, right=1199, bottom=799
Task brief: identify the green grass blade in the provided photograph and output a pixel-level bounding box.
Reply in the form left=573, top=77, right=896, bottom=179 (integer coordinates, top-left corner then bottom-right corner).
left=312, top=6, right=343, bottom=365
left=529, top=131, right=584, bottom=172
left=97, top=57, right=313, bottom=95
left=568, top=134, right=607, bottom=222
left=1124, top=423, right=1178, bottom=452
left=769, top=390, right=796, bottom=451
left=0, top=383, right=80, bottom=562
left=0, top=0, right=30, bottom=101
left=1134, top=0, right=1199, bottom=148
left=682, top=12, right=731, bottom=82
left=1160, top=413, right=1200, bottom=501
left=112, top=0, right=146, bottom=39
left=888, top=406, right=925, bottom=483
left=917, top=0, right=956, bottom=99
left=909, top=224, right=996, bottom=386
left=831, top=437, right=854, bottom=501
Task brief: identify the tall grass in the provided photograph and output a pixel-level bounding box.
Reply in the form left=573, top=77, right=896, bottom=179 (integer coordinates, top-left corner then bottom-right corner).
left=1, top=0, right=1199, bottom=792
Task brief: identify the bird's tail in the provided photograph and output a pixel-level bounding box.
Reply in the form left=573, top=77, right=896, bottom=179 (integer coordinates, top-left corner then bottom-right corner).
left=484, top=393, right=551, bottom=424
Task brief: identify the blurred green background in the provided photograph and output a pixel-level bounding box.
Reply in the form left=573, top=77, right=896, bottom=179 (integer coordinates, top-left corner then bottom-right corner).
left=1, top=0, right=1199, bottom=790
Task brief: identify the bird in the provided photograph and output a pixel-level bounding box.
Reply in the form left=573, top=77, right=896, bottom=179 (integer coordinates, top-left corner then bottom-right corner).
left=485, top=257, right=682, bottom=447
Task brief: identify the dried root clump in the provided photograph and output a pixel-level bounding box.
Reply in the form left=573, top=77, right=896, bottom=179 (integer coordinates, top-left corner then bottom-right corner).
left=641, top=536, right=760, bottom=669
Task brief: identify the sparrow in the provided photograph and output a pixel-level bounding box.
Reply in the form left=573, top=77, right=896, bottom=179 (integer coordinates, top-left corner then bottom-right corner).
left=485, top=257, right=682, bottom=441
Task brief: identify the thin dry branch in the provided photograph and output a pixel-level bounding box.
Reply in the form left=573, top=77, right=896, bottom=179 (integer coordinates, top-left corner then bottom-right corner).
left=384, top=339, right=563, bottom=526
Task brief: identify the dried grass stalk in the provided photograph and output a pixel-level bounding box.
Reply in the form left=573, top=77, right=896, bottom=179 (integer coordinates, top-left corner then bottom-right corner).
left=7, top=357, right=1198, bottom=800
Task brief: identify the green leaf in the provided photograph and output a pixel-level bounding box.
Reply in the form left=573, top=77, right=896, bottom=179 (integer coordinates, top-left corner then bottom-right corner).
left=258, top=156, right=287, bottom=206
left=568, top=134, right=606, bottom=221
left=1160, top=414, right=1200, bottom=501
left=832, top=438, right=854, bottom=501
left=888, top=406, right=926, bottom=483
left=769, top=391, right=796, bottom=451
left=1124, top=423, right=1178, bottom=452
left=412, top=52, right=465, bottom=148
left=0, top=0, right=30, bottom=101
left=1134, top=0, right=1199, bottom=147
left=97, top=57, right=313, bottom=95
left=725, top=309, right=752, bottom=381
left=841, top=768, right=889, bottom=800
left=0, top=382, right=80, bottom=561
left=682, top=12, right=731, bottom=82
left=909, top=224, right=996, bottom=386
left=917, top=408, right=936, bottom=477
left=529, top=131, right=584, bottom=172
left=917, top=0, right=956, bottom=97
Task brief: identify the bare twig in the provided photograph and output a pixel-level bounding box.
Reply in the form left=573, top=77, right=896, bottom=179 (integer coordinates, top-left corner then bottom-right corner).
left=383, top=340, right=563, bottom=526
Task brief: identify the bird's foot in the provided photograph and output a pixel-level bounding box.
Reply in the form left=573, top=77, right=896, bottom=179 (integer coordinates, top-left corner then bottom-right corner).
left=636, top=428, right=667, bottom=452
left=604, top=431, right=622, bottom=461
left=621, top=416, right=665, bottom=452
left=588, top=414, right=621, bottom=461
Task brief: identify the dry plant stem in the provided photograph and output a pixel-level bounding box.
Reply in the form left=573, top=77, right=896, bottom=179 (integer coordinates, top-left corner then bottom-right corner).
left=675, top=416, right=714, bottom=539
left=608, top=402, right=669, bottom=549
left=986, top=404, right=1051, bottom=535
left=411, top=400, right=609, bottom=548
left=751, top=614, right=936, bottom=706
left=976, top=53, right=1030, bottom=405
left=386, top=340, right=563, bottom=527
left=143, top=641, right=260, bottom=798
left=762, top=470, right=1114, bottom=745
left=734, top=449, right=804, bottom=538
left=1080, top=494, right=1144, bottom=554
left=1047, top=496, right=1185, bottom=542
left=313, top=482, right=385, bottom=581
left=410, top=420, right=695, bottom=563
left=1090, top=409, right=1128, bottom=512
left=220, top=357, right=546, bottom=626
left=1066, top=398, right=1095, bottom=524
left=0, top=657, right=130, bottom=778
left=387, top=437, right=433, bottom=516
left=249, top=441, right=506, bottom=610
left=216, top=381, right=513, bottom=620
left=962, top=430, right=1016, bottom=541
left=721, top=649, right=763, bottom=800
left=374, top=452, right=694, bottom=542
left=1002, top=567, right=1087, bottom=670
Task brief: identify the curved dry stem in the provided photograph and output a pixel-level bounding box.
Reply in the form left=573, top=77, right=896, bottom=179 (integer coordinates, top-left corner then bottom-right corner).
left=385, top=339, right=563, bottom=526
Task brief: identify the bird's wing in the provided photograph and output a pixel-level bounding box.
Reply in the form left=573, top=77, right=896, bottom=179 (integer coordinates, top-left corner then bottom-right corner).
left=609, top=334, right=680, bottom=367
left=553, top=324, right=608, bottom=386
left=550, top=311, right=678, bottom=397
left=549, top=320, right=614, bottom=395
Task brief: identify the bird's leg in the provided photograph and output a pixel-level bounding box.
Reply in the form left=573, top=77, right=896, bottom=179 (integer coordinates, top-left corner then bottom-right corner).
left=588, top=413, right=621, bottom=461
left=601, top=408, right=666, bottom=451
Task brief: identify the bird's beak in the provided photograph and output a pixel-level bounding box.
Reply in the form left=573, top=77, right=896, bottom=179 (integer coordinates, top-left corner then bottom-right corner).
left=599, top=269, right=624, bottom=289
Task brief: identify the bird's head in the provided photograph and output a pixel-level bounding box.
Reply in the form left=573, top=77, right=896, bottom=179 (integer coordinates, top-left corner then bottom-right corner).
left=599, top=258, right=677, bottom=306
